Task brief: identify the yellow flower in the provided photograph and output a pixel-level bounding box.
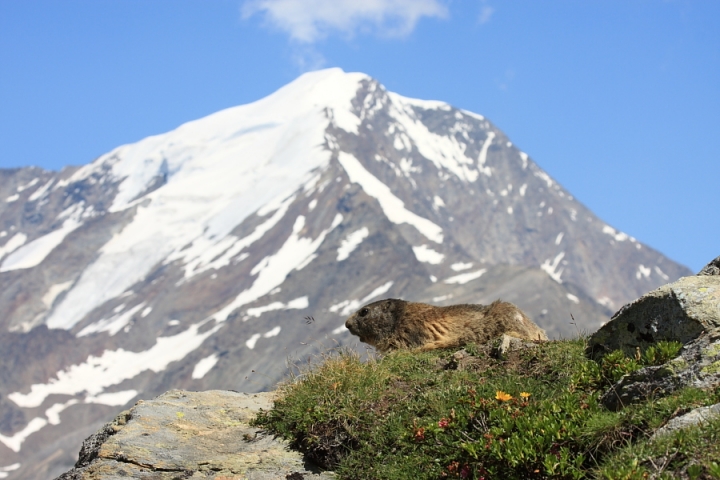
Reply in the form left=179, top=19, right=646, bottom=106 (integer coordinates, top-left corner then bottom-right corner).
left=495, top=390, right=513, bottom=402
left=520, top=392, right=531, bottom=398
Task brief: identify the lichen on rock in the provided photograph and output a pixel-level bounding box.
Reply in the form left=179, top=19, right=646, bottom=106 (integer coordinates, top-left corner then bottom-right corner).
left=54, top=390, right=334, bottom=480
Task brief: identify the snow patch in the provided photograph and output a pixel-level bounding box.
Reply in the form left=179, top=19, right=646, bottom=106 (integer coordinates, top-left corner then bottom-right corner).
left=654, top=266, right=670, bottom=281
left=8, top=322, right=221, bottom=409
left=519, top=152, right=528, bottom=170
left=211, top=214, right=341, bottom=323
left=245, top=326, right=280, bottom=349
left=49, top=399, right=81, bottom=425
left=0, top=418, right=47, bottom=452
left=77, top=303, right=146, bottom=337
left=170, top=193, right=297, bottom=280
left=17, top=178, right=39, bottom=192
left=42, top=281, right=74, bottom=308
left=0, top=233, right=27, bottom=260
left=387, top=93, right=480, bottom=183
left=332, top=324, right=348, bottom=334
left=433, top=195, right=445, bottom=209
left=555, top=232, right=564, bottom=245
left=597, top=297, right=614, bottom=309
left=566, top=293, right=579, bottom=304
left=192, top=354, right=219, bottom=379
left=476, top=132, right=495, bottom=177
left=432, top=294, right=453, bottom=302
left=0, top=464, right=20, bottom=478
left=1, top=205, right=85, bottom=272
left=329, top=281, right=394, bottom=316
left=602, top=225, right=629, bottom=242
left=443, top=269, right=487, bottom=285
left=451, top=262, right=473, bottom=271
left=541, top=252, right=565, bottom=283
left=534, top=170, right=554, bottom=188
left=5, top=194, right=19, bottom=203
left=412, top=244, right=445, bottom=264
left=636, top=264, right=651, bottom=280
left=338, top=152, right=443, bottom=243
left=245, top=296, right=309, bottom=318
left=337, top=227, right=369, bottom=261
left=85, top=390, right=138, bottom=406
left=29, top=179, right=54, bottom=202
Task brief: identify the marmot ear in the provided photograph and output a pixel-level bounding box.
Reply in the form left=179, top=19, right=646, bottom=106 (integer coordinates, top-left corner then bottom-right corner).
left=382, top=300, right=392, bottom=311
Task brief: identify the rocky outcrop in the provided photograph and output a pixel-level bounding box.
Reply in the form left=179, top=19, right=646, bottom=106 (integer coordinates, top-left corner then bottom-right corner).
left=55, top=390, right=333, bottom=480
left=587, top=274, right=720, bottom=359
left=599, top=334, right=720, bottom=411
left=588, top=256, right=720, bottom=410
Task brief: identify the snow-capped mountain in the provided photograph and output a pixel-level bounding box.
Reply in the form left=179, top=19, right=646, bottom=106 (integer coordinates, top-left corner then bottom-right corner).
left=0, top=68, right=690, bottom=479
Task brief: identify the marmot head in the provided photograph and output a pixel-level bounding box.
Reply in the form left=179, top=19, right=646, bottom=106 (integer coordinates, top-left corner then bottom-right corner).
left=345, top=298, right=404, bottom=349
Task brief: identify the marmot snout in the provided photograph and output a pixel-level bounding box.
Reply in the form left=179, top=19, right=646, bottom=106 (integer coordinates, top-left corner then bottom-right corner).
left=345, top=298, right=547, bottom=352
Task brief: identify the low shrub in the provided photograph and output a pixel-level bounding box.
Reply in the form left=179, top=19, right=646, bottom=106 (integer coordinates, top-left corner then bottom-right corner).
left=252, top=339, right=717, bottom=479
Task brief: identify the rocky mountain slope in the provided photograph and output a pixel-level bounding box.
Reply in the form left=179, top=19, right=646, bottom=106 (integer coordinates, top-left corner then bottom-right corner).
left=0, top=68, right=690, bottom=479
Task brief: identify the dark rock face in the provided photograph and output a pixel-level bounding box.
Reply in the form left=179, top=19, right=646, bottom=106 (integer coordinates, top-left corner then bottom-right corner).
left=54, top=390, right=333, bottom=480
left=0, top=69, right=692, bottom=478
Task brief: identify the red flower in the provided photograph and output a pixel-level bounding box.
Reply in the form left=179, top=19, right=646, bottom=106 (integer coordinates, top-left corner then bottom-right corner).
left=438, top=418, right=450, bottom=428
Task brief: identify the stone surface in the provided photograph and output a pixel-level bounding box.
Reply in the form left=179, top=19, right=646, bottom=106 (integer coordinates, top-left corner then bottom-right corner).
left=600, top=336, right=720, bottom=411
left=698, top=255, right=720, bottom=276
left=651, top=402, right=720, bottom=440
left=587, top=275, right=720, bottom=359
left=54, top=390, right=334, bottom=480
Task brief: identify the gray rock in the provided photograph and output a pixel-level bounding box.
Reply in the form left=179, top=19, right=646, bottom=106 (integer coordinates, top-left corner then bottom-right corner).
left=651, top=402, right=720, bottom=440
left=494, top=334, right=538, bottom=358
left=54, top=390, right=334, bottom=480
left=698, top=255, right=720, bottom=276
left=587, top=274, right=720, bottom=359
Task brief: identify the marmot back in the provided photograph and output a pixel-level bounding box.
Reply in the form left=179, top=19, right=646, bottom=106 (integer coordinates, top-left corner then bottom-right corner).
left=344, top=299, right=547, bottom=352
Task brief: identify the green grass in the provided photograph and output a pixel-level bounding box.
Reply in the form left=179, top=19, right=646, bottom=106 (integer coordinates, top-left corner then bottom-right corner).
left=252, top=339, right=720, bottom=479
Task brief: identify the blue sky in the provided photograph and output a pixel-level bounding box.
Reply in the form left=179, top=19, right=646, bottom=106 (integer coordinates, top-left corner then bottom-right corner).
left=0, top=0, right=718, bottom=272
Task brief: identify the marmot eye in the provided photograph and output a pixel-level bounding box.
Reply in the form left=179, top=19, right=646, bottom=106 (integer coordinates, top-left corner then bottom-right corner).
left=359, top=308, right=369, bottom=317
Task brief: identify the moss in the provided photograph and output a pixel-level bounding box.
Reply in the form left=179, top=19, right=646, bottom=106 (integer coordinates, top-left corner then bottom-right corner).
left=701, top=360, right=720, bottom=376
left=704, top=343, right=720, bottom=358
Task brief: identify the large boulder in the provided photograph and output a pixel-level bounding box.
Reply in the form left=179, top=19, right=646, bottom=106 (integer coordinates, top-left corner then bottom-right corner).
left=587, top=256, right=720, bottom=410
left=587, top=271, right=720, bottom=359
left=54, top=390, right=334, bottom=480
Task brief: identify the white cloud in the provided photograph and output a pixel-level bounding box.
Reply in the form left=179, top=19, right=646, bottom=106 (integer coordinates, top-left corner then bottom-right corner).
left=242, top=0, right=448, bottom=43
left=478, top=4, right=494, bottom=24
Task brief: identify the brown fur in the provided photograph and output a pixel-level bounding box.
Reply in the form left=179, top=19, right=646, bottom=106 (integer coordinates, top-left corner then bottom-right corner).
left=344, top=298, right=547, bottom=352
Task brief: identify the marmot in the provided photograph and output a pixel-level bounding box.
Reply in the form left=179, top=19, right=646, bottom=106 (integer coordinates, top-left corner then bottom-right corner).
left=344, top=299, right=547, bottom=352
